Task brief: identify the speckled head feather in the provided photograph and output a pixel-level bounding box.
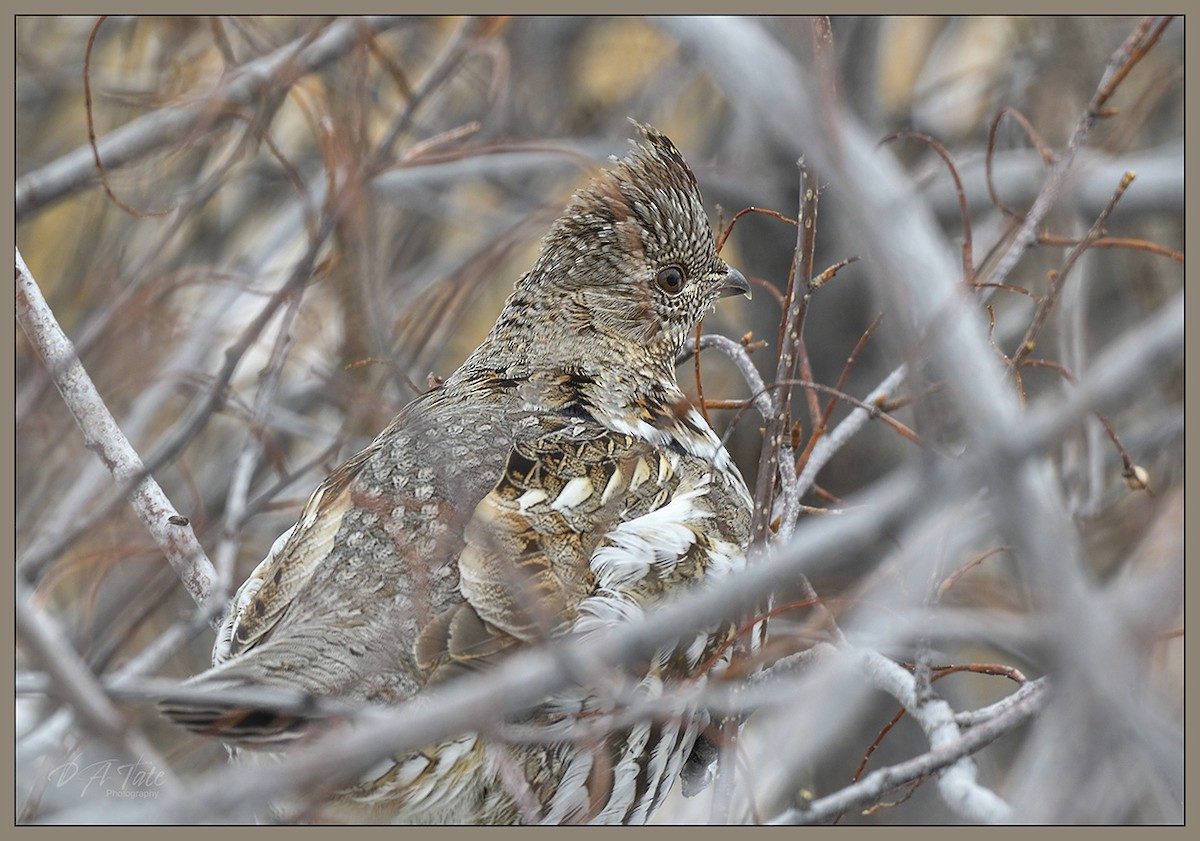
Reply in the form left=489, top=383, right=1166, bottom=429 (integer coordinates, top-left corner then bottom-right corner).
left=460, top=123, right=748, bottom=398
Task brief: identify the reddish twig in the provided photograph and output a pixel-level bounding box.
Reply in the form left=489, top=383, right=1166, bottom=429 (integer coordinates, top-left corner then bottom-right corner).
left=882, top=131, right=975, bottom=284
left=1018, top=358, right=1149, bottom=494
left=1037, top=233, right=1184, bottom=263
left=818, top=313, right=883, bottom=432
left=937, top=546, right=1011, bottom=596
left=751, top=165, right=819, bottom=546
left=717, top=377, right=923, bottom=452
left=694, top=318, right=711, bottom=426
left=985, top=106, right=1057, bottom=219
left=835, top=659, right=1029, bottom=823
left=971, top=281, right=1040, bottom=301
left=1012, top=171, right=1136, bottom=366
left=984, top=16, right=1174, bottom=290
left=715, top=205, right=798, bottom=253
left=84, top=17, right=174, bottom=218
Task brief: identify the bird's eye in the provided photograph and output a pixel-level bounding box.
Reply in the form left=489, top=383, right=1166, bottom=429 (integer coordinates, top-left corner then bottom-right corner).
left=656, top=266, right=685, bottom=295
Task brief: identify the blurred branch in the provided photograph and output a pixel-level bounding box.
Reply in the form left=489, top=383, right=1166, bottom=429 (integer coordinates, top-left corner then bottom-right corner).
left=15, top=579, right=177, bottom=788
left=921, top=142, right=1183, bottom=221
left=210, top=288, right=303, bottom=600
left=773, top=671, right=1047, bottom=825
left=16, top=15, right=404, bottom=218
left=14, top=207, right=333, bottom=588
left=18, top=673, right=354, bottom=721
left=982, top=16, right=1174, bottom=288
left=856, top=650, right=1012, bottom=823
left=657, top=14, right=1182, bottom=823
left=17, top=12, right=485, bottom=583
left=46, top=459, right=1069, bottom=825
left=1016, top=289, right=1181, bottom=459
left=15, top=15, right=1182, bottom=826
left=364, top=16, right=491, bottom=175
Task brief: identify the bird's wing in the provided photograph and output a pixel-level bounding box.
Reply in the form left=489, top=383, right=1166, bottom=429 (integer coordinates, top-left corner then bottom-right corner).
left=414, top=418, right=741, bottom=682
left=162, top=413, right=744, bottom=743
left=214, top=442, right=378, bottom=665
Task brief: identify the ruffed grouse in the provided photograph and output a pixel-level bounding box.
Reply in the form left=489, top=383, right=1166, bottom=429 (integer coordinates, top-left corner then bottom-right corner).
left=161, top=123, right=753, bottom=824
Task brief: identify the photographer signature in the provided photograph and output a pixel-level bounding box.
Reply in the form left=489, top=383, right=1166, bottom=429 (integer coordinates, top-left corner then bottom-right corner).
left=47, top=756, right=167, bottom=798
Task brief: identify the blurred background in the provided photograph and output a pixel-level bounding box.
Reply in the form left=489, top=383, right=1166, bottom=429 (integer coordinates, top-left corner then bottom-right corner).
left=15, top=16, right=1184, bottom=823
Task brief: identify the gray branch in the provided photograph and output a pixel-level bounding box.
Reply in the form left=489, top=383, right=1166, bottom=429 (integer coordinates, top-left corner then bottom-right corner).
left=15, top=247, right=217, bottom=611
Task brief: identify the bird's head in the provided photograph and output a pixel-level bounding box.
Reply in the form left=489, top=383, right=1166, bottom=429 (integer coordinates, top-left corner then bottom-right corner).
left=523, top=123, right=749, bottom=361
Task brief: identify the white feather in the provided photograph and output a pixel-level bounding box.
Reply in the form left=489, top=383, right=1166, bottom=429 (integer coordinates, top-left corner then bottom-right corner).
left=542, top=749, right=594, bottom=824
left=212, top=525, right=295, bottom=665
left=589, top=486, right=710, bottom=588
left=515, top=488, right=548, bottom=511
left=551, top=476, right=594, bottom=511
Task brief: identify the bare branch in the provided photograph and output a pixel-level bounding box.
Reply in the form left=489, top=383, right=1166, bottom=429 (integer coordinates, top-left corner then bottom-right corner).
left=788, top=364, right=908, bottom=532
left=15, top=247, right=217, bottom=613
left=16, top=16, right=405, bottom=217
left=16, top=16, right=1181, bottom=826
left=983, top=16, right=1175, bottom=288
left=772, top=674, right=1046, bottom=825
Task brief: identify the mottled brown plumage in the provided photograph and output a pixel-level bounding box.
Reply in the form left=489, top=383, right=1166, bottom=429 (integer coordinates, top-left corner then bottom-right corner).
left=161, top=124, right=752, bottom=824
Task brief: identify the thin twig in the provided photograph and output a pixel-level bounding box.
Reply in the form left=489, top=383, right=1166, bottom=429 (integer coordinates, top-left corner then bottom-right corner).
left=214, top=308, right=303, bottom=599
left=1037, top=233, right=1183, bottom=263
left=750, top=164, right=820, bottom=548
left=1012, top=171, right=1136, bottom=366
left=984, top=16, right=1173, bottom=290
left=773, top=660, right=1046, bottom=825
left=16, top=208, right=335, bottom=588
left=17, top=16, right=405, bottom=217
left=788, top=365, right=909, bottom=535
left=881, top=131, right=974, bottom=284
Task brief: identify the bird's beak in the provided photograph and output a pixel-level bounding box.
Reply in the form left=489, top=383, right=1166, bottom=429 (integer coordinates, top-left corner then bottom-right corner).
left=718, top=267, right=752, bottom=300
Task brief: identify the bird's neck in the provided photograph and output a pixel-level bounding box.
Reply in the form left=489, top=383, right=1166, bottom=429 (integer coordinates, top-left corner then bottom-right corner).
left=456, top=280, right=677, bottom=405
left=446, top=277, right=731, bottom=463
left=451, top=334, right=729, bottom=469
left=455, top=336, right=680, bottom=420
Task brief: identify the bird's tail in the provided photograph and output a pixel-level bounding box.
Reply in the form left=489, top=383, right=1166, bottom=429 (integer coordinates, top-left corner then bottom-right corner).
left=157, top=674, right=348, bottom=747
